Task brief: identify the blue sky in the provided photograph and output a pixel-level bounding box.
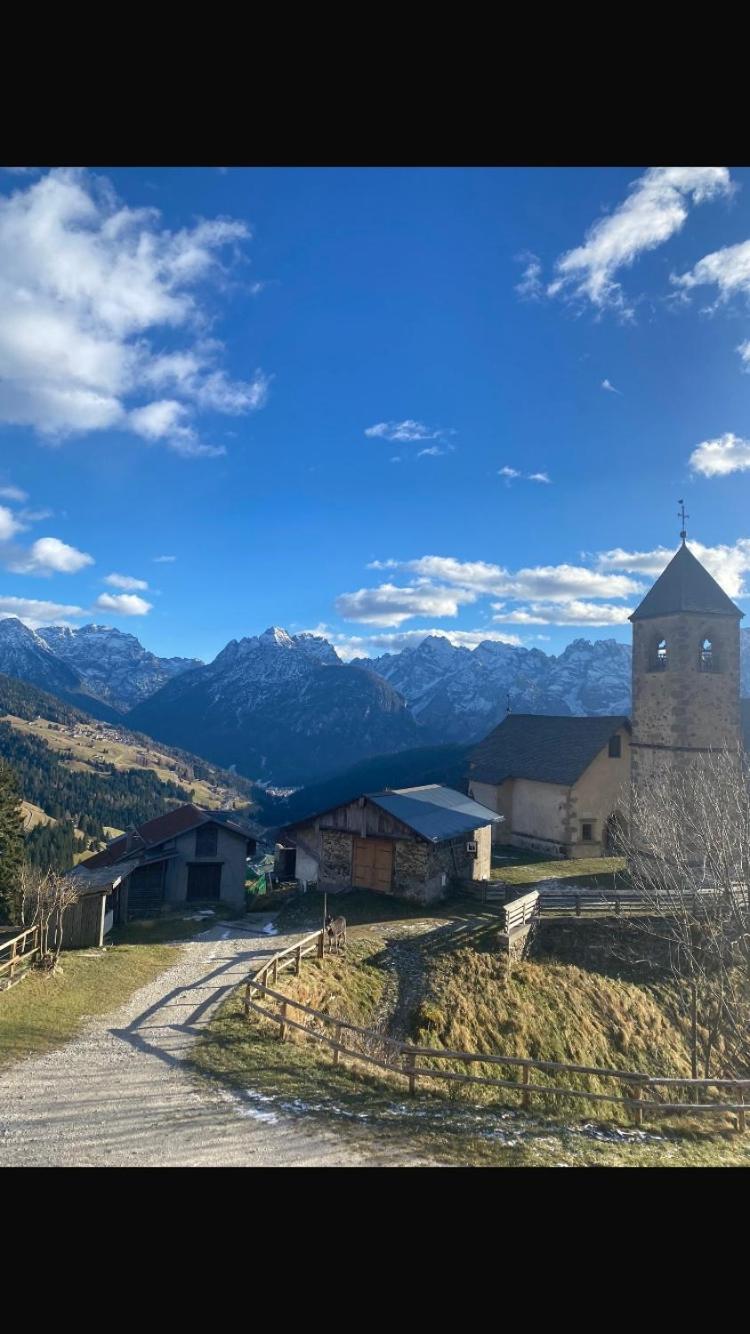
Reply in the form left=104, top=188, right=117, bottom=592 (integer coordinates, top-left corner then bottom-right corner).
left=1, top=165, right=750, bottom=663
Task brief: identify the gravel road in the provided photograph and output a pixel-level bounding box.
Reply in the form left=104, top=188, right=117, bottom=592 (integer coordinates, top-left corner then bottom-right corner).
left=0, top=921, right=429, bottom=1167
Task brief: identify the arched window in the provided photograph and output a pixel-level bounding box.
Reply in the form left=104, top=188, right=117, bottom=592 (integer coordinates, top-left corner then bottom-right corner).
left=699, top=637, right=717, bottom=672
left=650, top=637, right=668, bottom=671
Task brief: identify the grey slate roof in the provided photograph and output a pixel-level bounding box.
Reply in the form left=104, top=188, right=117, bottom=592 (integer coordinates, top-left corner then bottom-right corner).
left=470, top=714, right=630, bottom=787
left=66, top=859, right=141, bottom=894
left=630, top=543, right=743, bottom=622
left=366, top=784, right=502, bottom=842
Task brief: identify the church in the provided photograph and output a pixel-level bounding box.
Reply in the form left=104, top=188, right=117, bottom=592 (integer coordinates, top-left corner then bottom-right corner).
left=468, top=537, right=745, bottom=859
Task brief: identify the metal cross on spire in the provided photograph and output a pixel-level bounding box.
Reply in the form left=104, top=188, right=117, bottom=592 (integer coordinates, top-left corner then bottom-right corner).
left=678, top=498, right=689, bottom=545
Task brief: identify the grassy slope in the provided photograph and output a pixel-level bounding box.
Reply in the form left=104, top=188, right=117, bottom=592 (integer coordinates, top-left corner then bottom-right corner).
left=492, top=852, right=626, bottom=887
left=4, top=715, right=243, bottom=810
left=0, top=939, right=185, bottom=1069
left=192, top=898, right=750, bottom=1166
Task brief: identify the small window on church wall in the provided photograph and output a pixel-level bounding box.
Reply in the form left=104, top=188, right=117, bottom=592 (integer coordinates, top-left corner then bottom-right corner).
left=608, top=735, right=621, bottom=758
left=699, top=638, right=716, bottom=672
left=581, top=822, right=594, bottom=842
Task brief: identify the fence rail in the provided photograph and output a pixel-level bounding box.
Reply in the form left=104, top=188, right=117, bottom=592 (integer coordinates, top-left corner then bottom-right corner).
left=242, top=934, right=749, bottom=1132
left=0, top=925, right=41, bottom=990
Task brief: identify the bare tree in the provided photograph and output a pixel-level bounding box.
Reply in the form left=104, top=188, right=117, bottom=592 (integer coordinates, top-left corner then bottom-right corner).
left=617, top=746, right=750, bottom=1080
left=18, top=864, right=80, bottom=969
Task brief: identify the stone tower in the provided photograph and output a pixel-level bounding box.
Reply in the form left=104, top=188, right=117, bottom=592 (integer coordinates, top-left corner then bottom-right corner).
left=629, top=540, right=743, bottom=801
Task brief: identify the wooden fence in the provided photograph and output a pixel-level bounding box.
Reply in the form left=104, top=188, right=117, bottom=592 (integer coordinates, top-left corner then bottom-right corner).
left=0, top=925, right=41, bottom=991
left=242, top=934, right=749, bottom=1132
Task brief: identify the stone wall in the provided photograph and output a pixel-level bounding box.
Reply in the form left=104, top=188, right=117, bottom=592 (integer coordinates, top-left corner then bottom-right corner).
left=319, top=829, right=353, bottom=890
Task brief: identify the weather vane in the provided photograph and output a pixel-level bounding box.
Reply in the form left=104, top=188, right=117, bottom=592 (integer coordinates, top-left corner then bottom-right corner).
left=678, top=499, right=689, bottom=545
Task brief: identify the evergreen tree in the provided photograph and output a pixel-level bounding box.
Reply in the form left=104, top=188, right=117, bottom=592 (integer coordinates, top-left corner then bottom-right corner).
left=0, top=760, right=25, bottom=924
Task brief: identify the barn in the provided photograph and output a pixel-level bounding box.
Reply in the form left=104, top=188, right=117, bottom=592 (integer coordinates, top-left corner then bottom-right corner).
left=278, top=785, right=502, bottom=903
left=80, top=804, right=256, bottom=920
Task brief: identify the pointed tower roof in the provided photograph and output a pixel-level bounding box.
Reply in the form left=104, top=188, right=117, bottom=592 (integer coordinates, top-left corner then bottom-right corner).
left=630, top=543, right=743, bottom=622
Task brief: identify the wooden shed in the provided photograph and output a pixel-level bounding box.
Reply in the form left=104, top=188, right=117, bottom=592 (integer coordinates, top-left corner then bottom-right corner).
left=61, top=861, right=139, bottom=948
left=278, top=784, right=503, bottom=904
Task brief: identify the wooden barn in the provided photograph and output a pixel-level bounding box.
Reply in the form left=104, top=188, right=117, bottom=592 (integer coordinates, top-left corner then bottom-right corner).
left=278, top=784, right=502, bottom=904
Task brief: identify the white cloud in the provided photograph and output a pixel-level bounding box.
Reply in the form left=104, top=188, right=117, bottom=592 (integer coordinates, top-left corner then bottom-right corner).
left=0, top=169, right=267, bottom=455
left=597, top=538, right=750, bottom=599
left=499, top=467, right=551, bottom=484
left=602, top=379, right=622, bottom=394
left=365, top=419, right=451, bottom=443
left=689, top=432, right=750, bottom=478
left=370, top=555, right=643, bottom=603
left=0, top=596, right=85, bottom=629
left=8, top=536, right=94, bottom=575
left=417, top=445, right=452, bottom=458
left=515, top=252, right=543, bottom=301
left=95, top=592, right=152, bottom=616
left=493, top=600, right=633, bottom=626
left=672, top=238, right=750, bottom=308
left=335, top=582, right=478, bottom=627
left=153, top=554, right=176, bottom=563
left=104, top=572, right=149, bottom=591
left=0, top=485, right=28, bottom=502
left=0, top=505, right=23, bottom=542
left=128, top=399, right=225, bottom=457
left=547, top=167, right=733, bottom=317
left=738, top=340, right=750, bottom=368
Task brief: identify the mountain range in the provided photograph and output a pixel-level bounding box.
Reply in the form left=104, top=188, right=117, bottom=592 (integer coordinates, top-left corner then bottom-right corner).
left=1, top=616, right=749, bottom=786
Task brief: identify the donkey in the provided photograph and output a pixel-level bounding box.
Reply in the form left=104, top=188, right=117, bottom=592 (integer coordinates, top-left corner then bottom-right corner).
left=325, top=914, right=347, bottom=955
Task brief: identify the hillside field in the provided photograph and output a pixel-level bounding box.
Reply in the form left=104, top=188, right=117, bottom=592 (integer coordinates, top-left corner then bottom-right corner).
left=193, top=894, right=750, bottom=1167
left=3, top=714, right=245, bottom=811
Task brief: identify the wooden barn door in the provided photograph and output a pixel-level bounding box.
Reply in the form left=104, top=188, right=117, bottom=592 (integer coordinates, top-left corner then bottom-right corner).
left=352, top=838, right=393, bottom=892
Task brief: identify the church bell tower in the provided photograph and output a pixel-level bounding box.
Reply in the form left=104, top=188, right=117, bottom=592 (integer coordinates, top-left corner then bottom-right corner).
left=629, top=520, right=743, bottom=798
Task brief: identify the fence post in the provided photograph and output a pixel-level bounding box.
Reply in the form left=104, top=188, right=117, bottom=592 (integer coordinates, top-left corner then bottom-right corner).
left=9, top=938, right=16, bottom=983
left=317, top=929, right=324, bottom=959
left=615, top=896, right=621, bottom=917
left=522, top=1063, right=531, bottom=1111
left=738, top=1088, right=746, bottom=1134
left=333, top=1022, right=342, bottom=1065
left=403, top=1047, right=417, bottom=1096
left=244, top=981, right=251, bottom=1017
left=272, top=957, right=278, bottom=984
left=575, top=895, right=581, bottom=918
left=279, top=1001, right=288, bottom=1041
left=632, top=1081, right=644, bottom=1128
left=295, top=945, right=301, bottom=976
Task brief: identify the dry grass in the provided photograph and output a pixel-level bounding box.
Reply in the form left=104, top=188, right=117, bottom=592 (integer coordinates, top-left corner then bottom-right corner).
left=492, top=854, right=626, bottom=886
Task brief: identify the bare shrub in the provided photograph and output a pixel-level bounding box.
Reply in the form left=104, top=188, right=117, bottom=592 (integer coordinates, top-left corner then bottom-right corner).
left=618, top=746, right=750, bottom=1080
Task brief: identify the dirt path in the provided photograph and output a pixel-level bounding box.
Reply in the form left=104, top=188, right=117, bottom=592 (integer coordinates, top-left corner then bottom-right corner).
left=0, top=922, right=431, bottom=1167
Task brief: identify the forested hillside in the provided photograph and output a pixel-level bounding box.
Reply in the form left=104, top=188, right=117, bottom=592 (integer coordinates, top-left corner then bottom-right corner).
left=0, top=672, right=256, bottom=871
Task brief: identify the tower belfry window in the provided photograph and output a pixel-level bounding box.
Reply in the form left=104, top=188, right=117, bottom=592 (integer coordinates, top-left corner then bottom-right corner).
left=651, top=638, right=668, bottom=671
left=699, top=638, right=716, bottom=672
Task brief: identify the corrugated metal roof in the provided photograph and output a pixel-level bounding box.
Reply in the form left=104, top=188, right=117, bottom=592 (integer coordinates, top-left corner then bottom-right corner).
left=469, top=714, right=630, bottom=787
left=367, top=784, right=502, bottom=842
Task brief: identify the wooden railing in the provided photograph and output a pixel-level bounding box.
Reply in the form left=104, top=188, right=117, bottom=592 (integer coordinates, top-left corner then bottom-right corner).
left=0, top=925, right=41, bottom=991
left=242, top=935, right=749, bottom=1132
left=501, top=890, right=539, bottom=933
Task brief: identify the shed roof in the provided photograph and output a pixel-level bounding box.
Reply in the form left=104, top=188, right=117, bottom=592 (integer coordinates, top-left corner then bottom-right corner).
left=66, top=859, right=141, bottom=893
left=82, top=803, right=251, bottom=869
left=630, top=543, right=743, bottom=622
left=470, top=714, right=631, bottom=787
left=366, top=784, right=502, bottom=843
